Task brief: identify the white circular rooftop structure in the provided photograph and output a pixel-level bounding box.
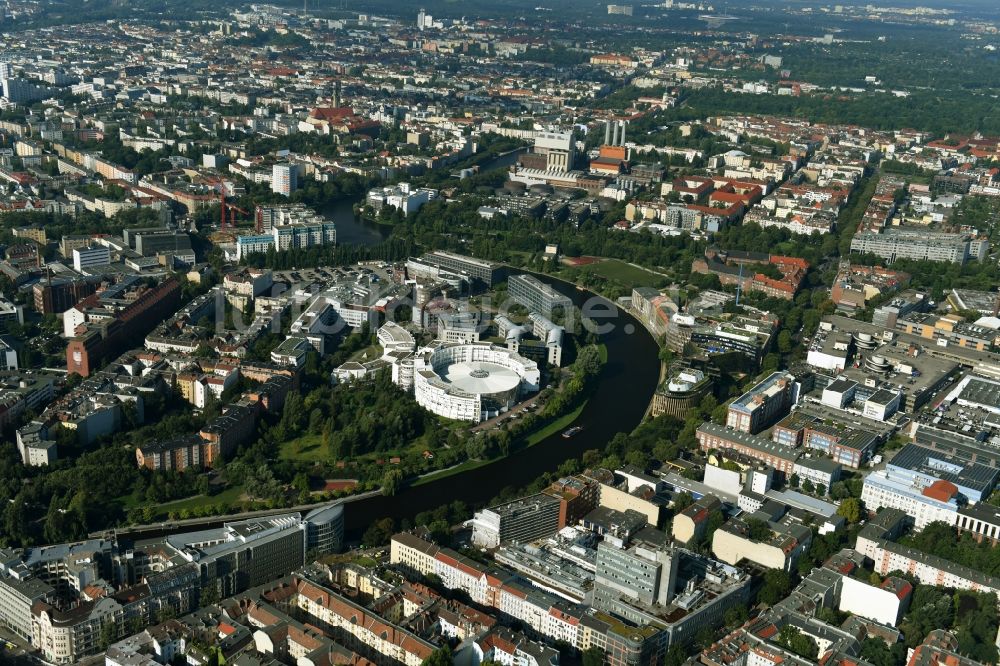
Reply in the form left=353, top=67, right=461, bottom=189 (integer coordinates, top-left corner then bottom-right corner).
left=440, top=360, right=522, bottom=395
left=412, top=343, right=541, bottom=423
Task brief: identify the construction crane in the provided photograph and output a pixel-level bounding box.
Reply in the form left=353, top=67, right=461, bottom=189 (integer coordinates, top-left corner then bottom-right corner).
left=219, top=194, right=249, bottom=231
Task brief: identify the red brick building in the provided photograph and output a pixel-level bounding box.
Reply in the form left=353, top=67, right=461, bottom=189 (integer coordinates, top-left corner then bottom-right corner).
left=66, top=277, right=182, bottom=376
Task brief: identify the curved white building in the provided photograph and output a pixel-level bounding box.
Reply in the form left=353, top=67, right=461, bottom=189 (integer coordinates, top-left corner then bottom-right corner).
left=413, top=343, right=540, bottom=422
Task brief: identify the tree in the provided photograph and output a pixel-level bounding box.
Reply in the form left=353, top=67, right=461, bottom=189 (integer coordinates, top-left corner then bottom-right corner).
left=777, top=330, right=793, bottom=353
left=575, top=345, right=603, bottom=378
left=664, top=645, right=686, bottom=666
left=746, top=518, right=773, bottom=542
left=724, top=605, right=749, bottom=629
left=308, top=408, right=325, bottom=434
left=362, top=517, right=395, bottom=547
left=780, top=626, right=819, bottom=660
left=98, top=619, right=118, bottom=650
left=582, top=647, right=605, bottom=666
left=423, top=646, right=453, bottom=666
left=280, top=391, right=306, bottom=438
left=699, top=395, right=718, bottom=418
left=758, top=569, right=791, bottom=606
left=465, top=436, right=487, bottom=461
left=860, top=638, right=908, bottom=666
left=837, top=497, right=863, bottom=524
left=673, top=492, right=694, bottom=513
left=381, top=468, right=404, bottom=496
left=200, top=582, right=221, bottom=607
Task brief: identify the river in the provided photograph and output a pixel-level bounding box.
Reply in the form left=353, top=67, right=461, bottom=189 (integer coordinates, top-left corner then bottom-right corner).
left=321, top=198, right=389, bottom=247
left=343, top=272, right=660, bottom=537
left=105, top=167, right=659, bottom=543
left=102, top=274, right=659, bottom=545
left=320, top=146, right=527, bottom=247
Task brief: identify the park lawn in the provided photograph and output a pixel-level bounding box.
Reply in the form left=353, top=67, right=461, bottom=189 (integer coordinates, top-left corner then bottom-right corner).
left=117, top=491, right=146, bottom=510
left=523, top=401, right=587, bottom=446
left=279, top=433, right=328, bottom=462
left=569, top=259, right=666, bottom=290
left=348, top=343, right=382, bottom=363
left=506, top=250, right=533, bottom=264
left=153, top=484, right=246, bottom=518
left=411, top=456, right=494, bottom=487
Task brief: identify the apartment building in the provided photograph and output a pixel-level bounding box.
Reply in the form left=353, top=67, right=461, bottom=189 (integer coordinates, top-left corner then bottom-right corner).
left=850, top=229, right=988, bottom=264
left=271, top=163, right=299, bottom=196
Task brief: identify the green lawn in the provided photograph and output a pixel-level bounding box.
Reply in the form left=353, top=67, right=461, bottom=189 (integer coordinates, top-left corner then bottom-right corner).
left=279, top=433, right=329, bottom=462
left=523, top=402, right=587, bottom=446
left=154, top=485, right=246, bottom=517
left=411, top=456, right=496, bottom=487
left=348, top=343, right=382, bottom=363
left=567, top=259, right=667, bottom=290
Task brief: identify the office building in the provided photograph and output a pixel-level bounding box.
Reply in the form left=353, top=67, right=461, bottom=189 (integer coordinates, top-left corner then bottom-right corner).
left=66, top=277, right=182, bottom=377
left=412, top=343, right=540, bottom=423
left=651, top=368, right=712, bottom=419
left=234, top=233, right=274, bottom=260
left=125, top=228, right=194, bottom=261
left=0, top=338, right=15, bottom=371
left=696, top=423, right=799, bottom=476
left=272, top=220, right=337, bottom=251
left=712, top=518, right=812, bottom=572
left=0, top=298, right=20, bottom=328
left=366, top=183, right=438, bottom=215
left=726, top=371, right=797, bottom=434
left=419, top=251, right=506, bottom=287
left=860, top=474, right=956, bottom=532
left=594, top=540, right=678, bottom=610
left=0, top=77, right=52, bottom=105
left=234, top=220, right=336, bottom=260
left=0, top=508, right=344, bottom=664
left=508, top=273, right=572, bottom=317
left=32, top=276, right=102, bottom=314
left=471, top=493, right=562, bottom=548
left=527, top=312, right=565, bottom=366
left=0, top=576, right=52, bottom=642
left=304, top=503, right=346, bottom=555
left=607, top=4, right=634, bottom=15
left=838, top=574, right=912, bottom=627
left=5, top=243, right=39, bottom=270
left=72, top=245, right=111, bottom=271
left=861, top=442, right=999, bottom=529
left=672, top=495, right=722, bottom=545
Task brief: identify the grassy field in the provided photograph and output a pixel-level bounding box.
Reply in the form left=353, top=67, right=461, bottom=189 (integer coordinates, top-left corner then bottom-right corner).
left=279, top=433, right=329, bottom=462
left=565, top=258, right=667, bottom=289
left=348, top=343, right=382, bottom=363
left=153, top=485, right=246, bottom=517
